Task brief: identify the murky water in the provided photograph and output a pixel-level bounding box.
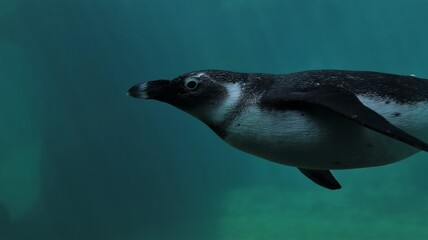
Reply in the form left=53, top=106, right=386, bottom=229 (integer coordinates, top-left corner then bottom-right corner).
left=1, top=0, right=428, bottom=239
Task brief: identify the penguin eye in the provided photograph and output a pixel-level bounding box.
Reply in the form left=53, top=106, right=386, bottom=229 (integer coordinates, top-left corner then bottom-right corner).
left=184, top=78, right=198, bottom=90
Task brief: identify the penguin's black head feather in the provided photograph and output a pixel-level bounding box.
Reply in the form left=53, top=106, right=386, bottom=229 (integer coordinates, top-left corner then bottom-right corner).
left=129, top=71, right=244, bottom=123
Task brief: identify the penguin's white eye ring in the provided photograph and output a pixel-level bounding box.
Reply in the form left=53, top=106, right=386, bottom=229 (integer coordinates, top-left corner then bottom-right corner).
left=184, top=78, right=198, bottom=90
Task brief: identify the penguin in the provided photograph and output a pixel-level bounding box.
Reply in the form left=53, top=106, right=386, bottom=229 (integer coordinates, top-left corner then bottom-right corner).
left=128, top=70, right=428, bottom=190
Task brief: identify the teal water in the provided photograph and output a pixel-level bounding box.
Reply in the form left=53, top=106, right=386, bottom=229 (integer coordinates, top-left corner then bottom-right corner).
left=1, top=0, right=428, bottom=239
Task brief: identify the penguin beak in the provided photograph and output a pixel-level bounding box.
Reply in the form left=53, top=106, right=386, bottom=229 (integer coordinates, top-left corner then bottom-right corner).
left=128, top=80, right=172, bottom=100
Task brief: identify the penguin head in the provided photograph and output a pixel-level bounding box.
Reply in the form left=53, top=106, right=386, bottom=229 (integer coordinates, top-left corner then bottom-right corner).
left=128, top=70, right=245, bottom=125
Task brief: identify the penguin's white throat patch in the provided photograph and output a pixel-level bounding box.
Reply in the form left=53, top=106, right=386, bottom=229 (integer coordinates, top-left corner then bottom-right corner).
left=197, top=83, right=242, bottom=124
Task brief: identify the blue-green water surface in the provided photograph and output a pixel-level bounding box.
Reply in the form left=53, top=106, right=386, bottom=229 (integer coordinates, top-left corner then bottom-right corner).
left=1, top=0, right=428, bottom=239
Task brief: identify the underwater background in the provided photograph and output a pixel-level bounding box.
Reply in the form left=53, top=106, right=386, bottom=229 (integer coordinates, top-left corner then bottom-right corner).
left=1, top=0, right=428, bottom=239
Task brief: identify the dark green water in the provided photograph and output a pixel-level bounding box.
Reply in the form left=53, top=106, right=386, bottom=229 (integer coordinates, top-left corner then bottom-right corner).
left=1, top=0, right=428, bottom=239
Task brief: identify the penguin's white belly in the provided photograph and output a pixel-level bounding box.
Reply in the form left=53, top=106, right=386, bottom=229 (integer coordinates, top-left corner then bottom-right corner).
left=224, top=96, right=428, bottom=169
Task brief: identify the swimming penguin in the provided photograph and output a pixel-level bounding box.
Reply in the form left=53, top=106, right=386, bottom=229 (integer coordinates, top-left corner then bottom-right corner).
left=128, top=70, right=428, bottom=190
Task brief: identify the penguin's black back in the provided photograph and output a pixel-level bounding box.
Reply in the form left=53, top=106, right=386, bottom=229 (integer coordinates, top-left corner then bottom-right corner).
left=247, top=70, right=428, bottom=104
left=294, top=70, right=428, bottom=103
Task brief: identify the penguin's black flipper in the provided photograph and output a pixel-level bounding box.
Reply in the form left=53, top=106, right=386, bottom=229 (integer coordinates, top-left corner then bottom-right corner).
left=298, top=168, right=341, bottom=190
left=268, top=85, right=428, bottom=152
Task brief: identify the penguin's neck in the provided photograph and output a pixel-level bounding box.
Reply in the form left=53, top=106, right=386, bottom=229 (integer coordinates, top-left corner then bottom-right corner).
left=190, top=82, right=245, bottom=138
left=210, top=82, right=243, bottom=123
